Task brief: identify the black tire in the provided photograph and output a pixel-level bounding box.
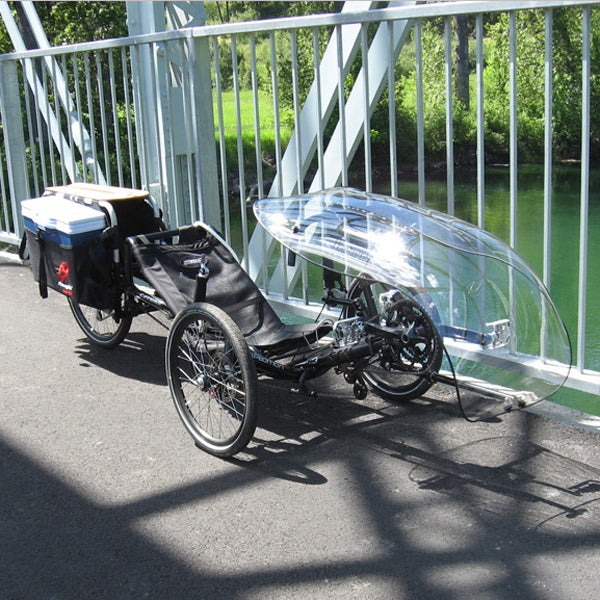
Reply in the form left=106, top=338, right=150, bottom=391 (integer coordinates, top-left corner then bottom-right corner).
left=346, top=276, right=442, bottom=401
left=68, top=296, right=132, bottom=349
left=166, top=302, right=258, bottom=457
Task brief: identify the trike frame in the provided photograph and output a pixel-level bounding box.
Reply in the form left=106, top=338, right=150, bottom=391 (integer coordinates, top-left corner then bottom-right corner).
left=69, top=217, right=444, bottom=457
left=26, top=185, right=570, bottom=458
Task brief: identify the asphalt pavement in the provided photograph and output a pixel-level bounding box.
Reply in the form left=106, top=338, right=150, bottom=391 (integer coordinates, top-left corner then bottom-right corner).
left=2, top=260, right=600, bottom=600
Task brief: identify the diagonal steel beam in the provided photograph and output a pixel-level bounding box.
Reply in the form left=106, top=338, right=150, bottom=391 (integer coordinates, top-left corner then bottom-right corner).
left=248, top=1, right=416, bottom=297
left=0, top=1, right=103, bottom=183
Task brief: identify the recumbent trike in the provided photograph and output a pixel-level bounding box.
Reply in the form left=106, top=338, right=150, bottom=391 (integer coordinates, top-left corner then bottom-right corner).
left=21, top=184, right=571, bottom=457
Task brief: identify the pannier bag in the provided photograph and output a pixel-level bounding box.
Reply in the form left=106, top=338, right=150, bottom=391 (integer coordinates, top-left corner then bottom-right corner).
left=20, top=183, right=159, bottom=309
left=21, top=194, right=118, bottom=308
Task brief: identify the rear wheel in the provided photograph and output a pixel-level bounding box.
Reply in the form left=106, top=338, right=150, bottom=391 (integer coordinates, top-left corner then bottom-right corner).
left=166, top=302, right=258, bottom=457
left=68, top=296, right=132, bottom=349
left=346, top=277, right=442, bottom=401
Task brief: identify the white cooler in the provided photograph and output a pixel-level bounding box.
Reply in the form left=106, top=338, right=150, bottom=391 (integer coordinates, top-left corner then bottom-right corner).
left=22, top=195, right=107, bottom=246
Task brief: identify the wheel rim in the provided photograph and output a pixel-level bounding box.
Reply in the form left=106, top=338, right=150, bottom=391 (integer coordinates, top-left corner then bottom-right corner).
left=78, top=305, right=123, bottom=339
left=68, top=296, right=131, bottom=347
left=171, top=314, right=249, bottom=447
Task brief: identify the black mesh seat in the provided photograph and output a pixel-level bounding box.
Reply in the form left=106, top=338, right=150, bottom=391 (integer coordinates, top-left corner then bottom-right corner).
left=131, top=225, right=331, bottom=351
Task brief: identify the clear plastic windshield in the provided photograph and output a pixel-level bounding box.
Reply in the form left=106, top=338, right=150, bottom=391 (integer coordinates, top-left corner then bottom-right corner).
left=254, top=188, right=572, bottom=419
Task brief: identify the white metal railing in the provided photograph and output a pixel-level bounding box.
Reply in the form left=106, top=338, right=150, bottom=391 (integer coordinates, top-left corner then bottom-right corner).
left=0, top=1, right=598, bottom=395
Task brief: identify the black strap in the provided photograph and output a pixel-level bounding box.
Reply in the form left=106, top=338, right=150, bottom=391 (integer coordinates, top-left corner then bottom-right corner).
left=18, top=232, right=28, bottom=260
left=194, top=272, right=207, bottom=302
left=287, top=249, right=296, bottom=267
left=19, top=229, right=48, bottom=298
left=35, top=232, right=48, bottom=299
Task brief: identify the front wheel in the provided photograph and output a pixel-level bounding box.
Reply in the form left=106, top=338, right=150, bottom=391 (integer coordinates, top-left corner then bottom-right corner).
left=166, top=302, right=258, bottom=457
left=68, top=296, right=132, bottom=349
left=346, top=277, right=442, bottom=401
left=368, top=296, right=443, bottom=400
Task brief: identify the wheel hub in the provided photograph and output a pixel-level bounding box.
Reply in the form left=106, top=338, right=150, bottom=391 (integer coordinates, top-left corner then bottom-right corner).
left=193, top=374, right=209, bottom=390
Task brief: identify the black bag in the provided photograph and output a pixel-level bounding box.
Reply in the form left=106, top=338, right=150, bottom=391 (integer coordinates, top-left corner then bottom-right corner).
left=23, top=228, right=120, bottom=310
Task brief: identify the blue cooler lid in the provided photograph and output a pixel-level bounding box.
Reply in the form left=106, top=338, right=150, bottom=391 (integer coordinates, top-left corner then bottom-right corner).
left=21, top=195, right=106, bottom=234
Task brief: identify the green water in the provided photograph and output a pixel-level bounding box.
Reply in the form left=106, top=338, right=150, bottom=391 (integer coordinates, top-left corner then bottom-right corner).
left=383, top=165, right=600, bottom=415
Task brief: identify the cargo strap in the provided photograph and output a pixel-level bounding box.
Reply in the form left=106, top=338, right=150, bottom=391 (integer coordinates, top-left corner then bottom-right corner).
left=35, top=231, right=48, bottom=299
left=192, top=255, right=209, bottom=302
left=18, top=232, right=28, bottom=261
left=19, top=229, right=48, bottom=298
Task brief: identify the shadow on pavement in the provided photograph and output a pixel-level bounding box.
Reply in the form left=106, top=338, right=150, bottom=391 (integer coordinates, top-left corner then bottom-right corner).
left=3, top=263, right=600, bottom=599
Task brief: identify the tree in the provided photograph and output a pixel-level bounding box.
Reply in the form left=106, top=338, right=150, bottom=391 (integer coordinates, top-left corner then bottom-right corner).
left=454, top=15, right=470, bottom=109
left=485, top=7, right=599, bottom=162
left=5, top=1, right=127, bottom=48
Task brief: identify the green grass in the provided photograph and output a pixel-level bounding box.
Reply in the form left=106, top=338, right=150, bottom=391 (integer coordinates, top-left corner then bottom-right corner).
left=214, top=90, right=293, bottom=172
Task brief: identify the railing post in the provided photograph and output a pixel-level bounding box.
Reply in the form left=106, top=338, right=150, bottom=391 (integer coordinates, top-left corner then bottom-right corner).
left=578, top=5, right=591, bottom=372
left=0, top=60, right=29, bottom=234
left=189, top=35, right=220, bottom=229
left=444, top=16, right=455, bottom=216
left=127, top=2, right=164, bottom=204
